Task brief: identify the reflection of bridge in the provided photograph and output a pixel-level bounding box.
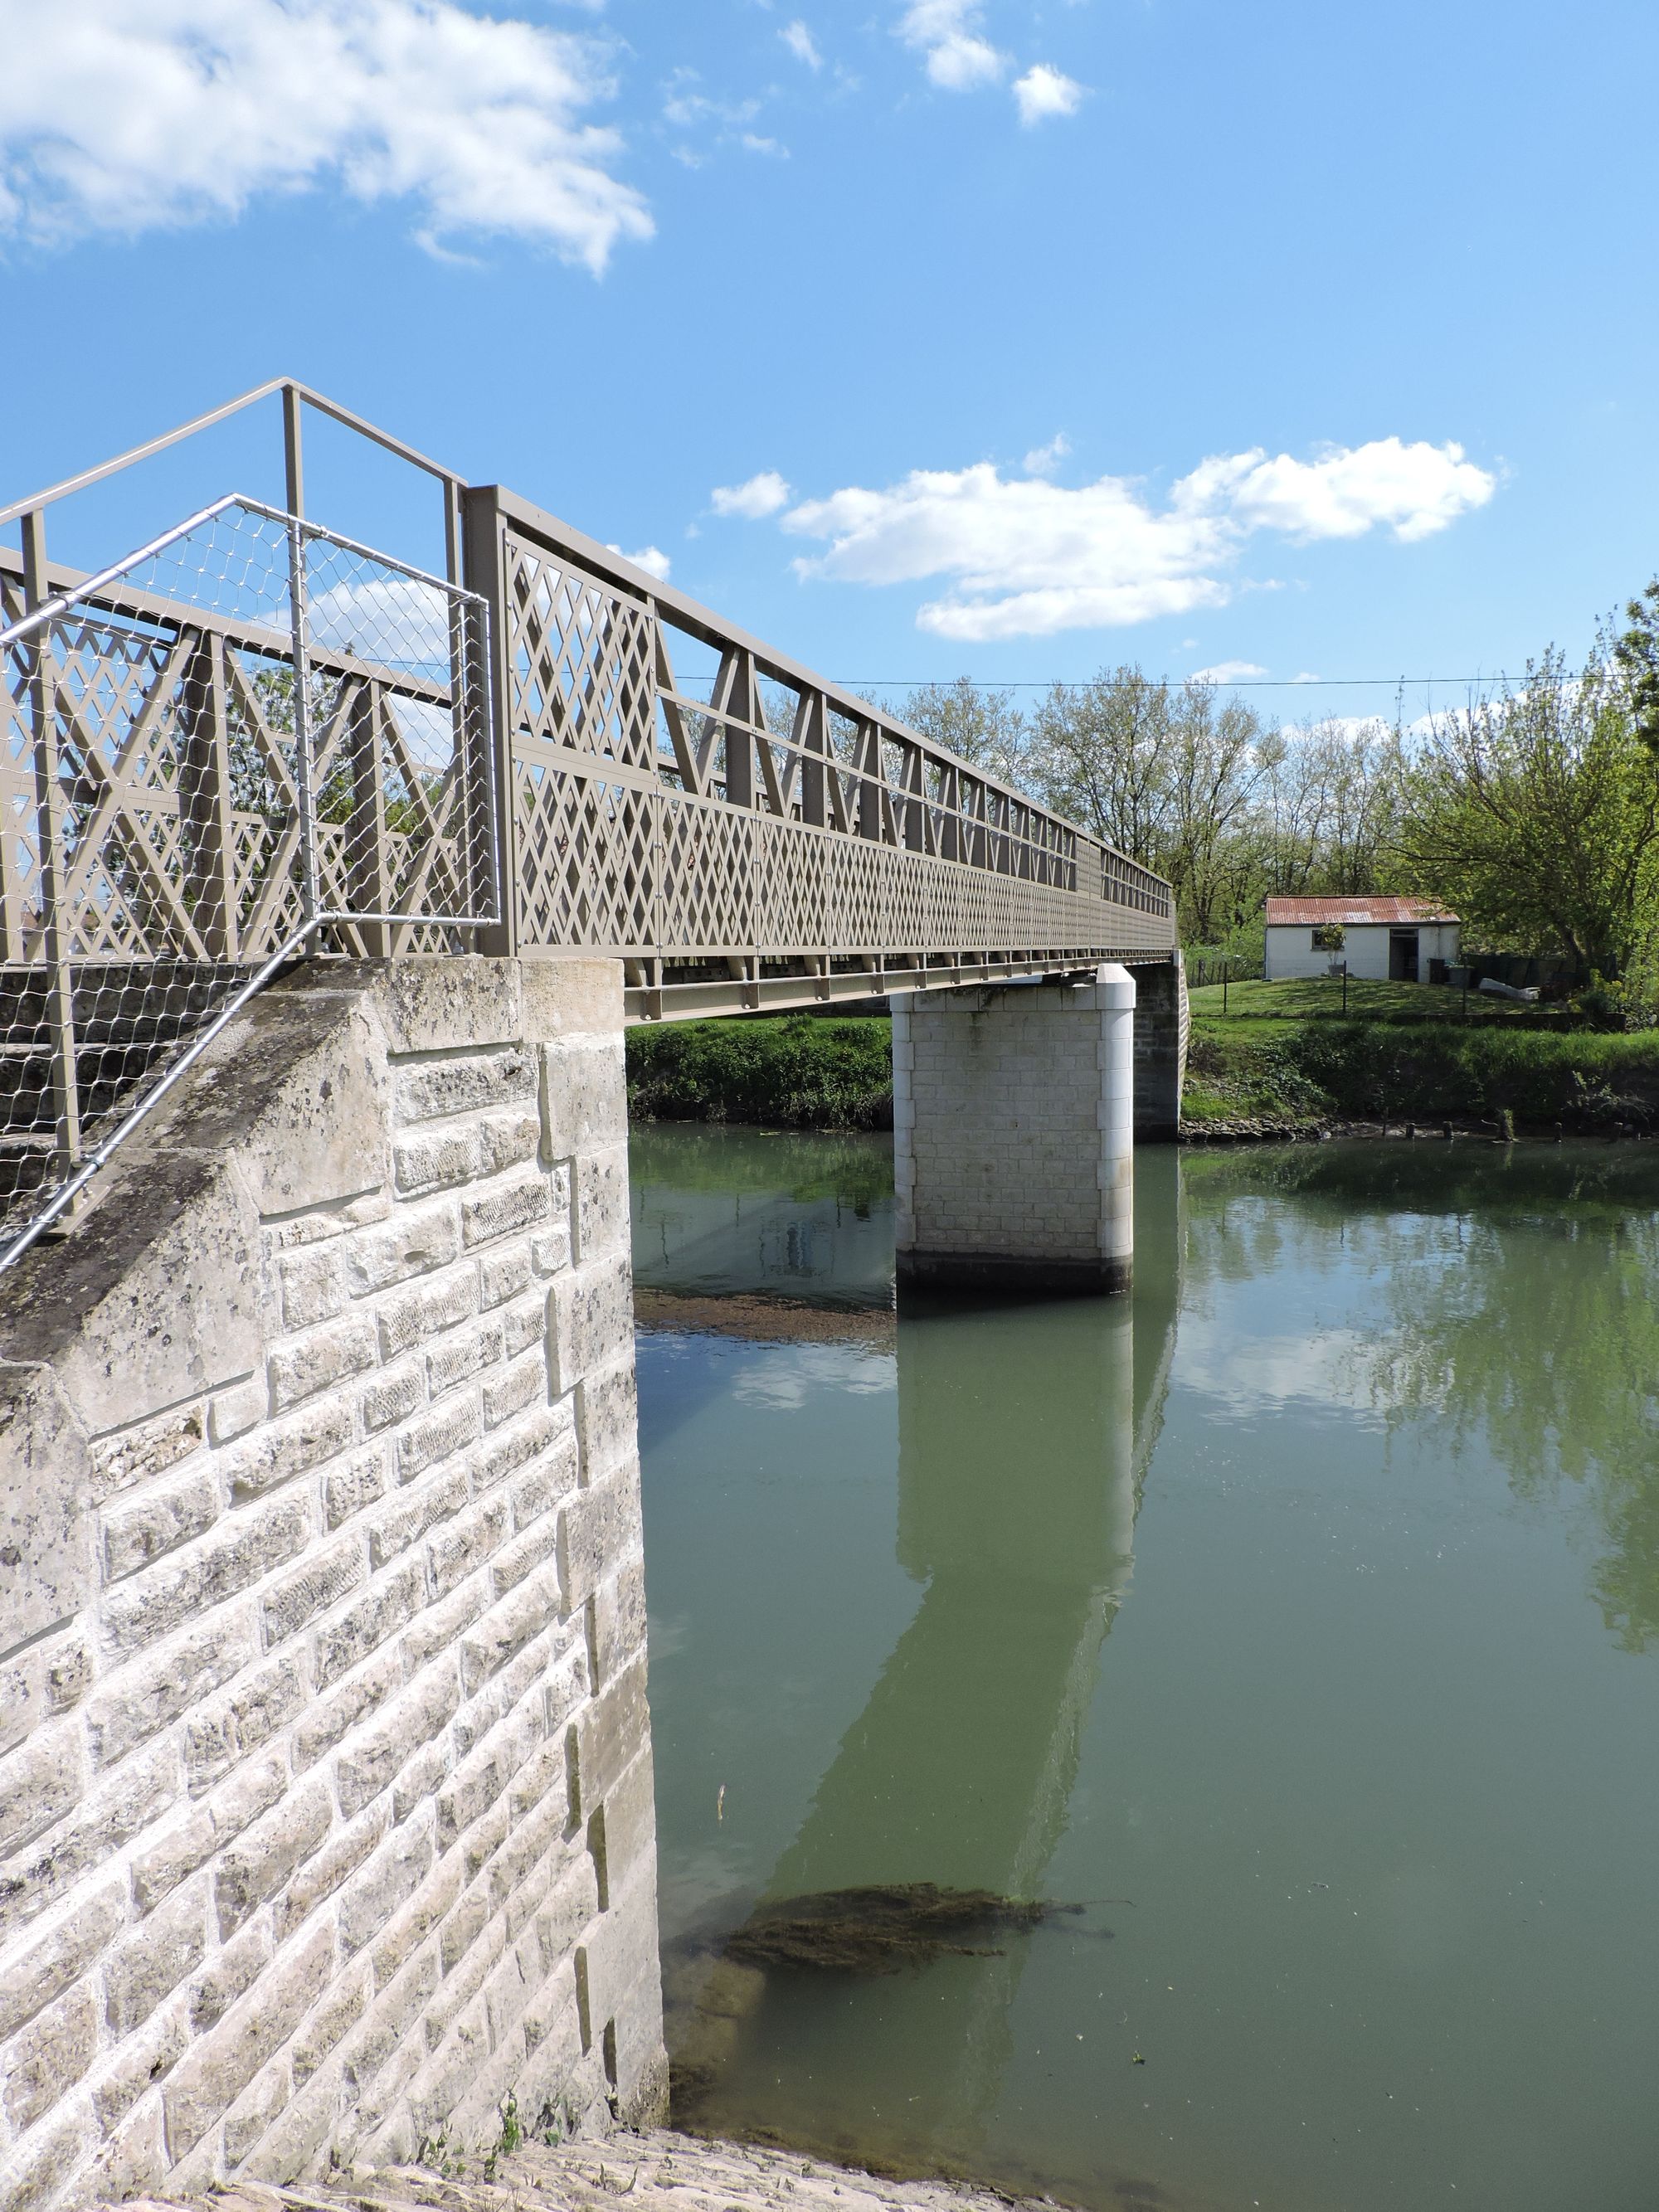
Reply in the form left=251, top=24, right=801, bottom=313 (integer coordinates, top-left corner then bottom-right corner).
left=684, top=1160, right=1184, bottom=2171
left=2, top=380, right=1176, bottom=1263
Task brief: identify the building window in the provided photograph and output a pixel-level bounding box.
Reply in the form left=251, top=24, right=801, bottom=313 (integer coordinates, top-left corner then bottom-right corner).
left=1311, top=925, right=1345, bottom=950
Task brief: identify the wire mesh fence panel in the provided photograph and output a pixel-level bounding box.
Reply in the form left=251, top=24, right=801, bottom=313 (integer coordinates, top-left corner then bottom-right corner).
left=0, top=496, right=497, bottom=1266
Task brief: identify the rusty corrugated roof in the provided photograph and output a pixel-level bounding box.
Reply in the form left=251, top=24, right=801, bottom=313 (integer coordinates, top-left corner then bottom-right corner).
left=1265, top=896, right=1459, bottom=926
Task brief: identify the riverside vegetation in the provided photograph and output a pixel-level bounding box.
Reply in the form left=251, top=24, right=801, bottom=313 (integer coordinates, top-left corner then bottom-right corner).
left=879, top=575, right=1659, bottom=1004
left=626, top=991, right=1659, bottom=1138
left=629, top=581, right=1659, bottom=1136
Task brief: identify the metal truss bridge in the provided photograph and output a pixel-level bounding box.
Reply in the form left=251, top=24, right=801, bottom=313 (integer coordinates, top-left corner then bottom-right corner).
left=0, top=379, right=1175, bottom=1259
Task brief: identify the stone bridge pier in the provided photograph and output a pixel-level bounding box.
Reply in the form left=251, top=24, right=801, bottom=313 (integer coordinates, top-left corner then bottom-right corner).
left=891, top=954, right=1187, bottom=1297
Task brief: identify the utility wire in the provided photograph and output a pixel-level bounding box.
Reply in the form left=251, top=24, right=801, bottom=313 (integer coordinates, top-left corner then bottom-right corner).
left=830, top=674, right=1569, bottom=692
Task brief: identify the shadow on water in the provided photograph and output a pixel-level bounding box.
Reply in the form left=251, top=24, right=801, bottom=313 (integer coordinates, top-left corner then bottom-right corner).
left=657, top=1150, right=1186, bottom=2205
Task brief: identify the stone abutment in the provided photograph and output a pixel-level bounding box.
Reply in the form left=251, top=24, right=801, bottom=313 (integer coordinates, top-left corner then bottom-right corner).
left=0, top=959, right=666, bottom=2210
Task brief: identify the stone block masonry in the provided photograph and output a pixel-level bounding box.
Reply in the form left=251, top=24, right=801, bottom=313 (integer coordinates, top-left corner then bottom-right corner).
left=1126, top=952, right=1189, bottom=1140
left=892, top=965, right=1136, bottom=1297
left=0, top=958, right=666, bottom=2210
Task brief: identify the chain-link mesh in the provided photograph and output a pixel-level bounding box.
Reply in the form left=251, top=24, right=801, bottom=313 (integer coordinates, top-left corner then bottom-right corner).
left=0, top=496, right=498, bottom=1267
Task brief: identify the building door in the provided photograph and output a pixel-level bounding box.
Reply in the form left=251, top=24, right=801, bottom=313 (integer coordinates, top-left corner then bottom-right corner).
left=1389, top=930, right=1419, bottom=981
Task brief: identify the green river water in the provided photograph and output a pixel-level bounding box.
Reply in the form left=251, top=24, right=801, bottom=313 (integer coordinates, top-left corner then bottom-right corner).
left=630, top=1125, right=1659, bottom=2212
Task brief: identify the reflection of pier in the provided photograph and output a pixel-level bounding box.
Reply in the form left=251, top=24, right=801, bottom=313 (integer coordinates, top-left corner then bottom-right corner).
left=688, top=1159, right=1183, bottom=2169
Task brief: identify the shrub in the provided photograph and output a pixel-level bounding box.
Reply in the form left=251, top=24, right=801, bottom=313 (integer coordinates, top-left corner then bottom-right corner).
left=627, top=1014, right=893, bottom=1130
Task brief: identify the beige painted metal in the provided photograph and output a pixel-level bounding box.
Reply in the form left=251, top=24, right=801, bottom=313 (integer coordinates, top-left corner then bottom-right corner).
left=0, top=496, right=497, bottom=1263
left=0, top=382, right=1175, bottom=1263
left=469, top=487, right=1175, bottom=1020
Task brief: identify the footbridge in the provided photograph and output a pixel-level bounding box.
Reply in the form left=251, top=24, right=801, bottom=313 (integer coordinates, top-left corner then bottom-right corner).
left=0, top=385, right=1181, bottom=2210
left=1, top=380, right=1176, bottom=1273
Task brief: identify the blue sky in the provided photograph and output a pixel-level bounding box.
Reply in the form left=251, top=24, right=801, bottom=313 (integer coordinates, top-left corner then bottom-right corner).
left=2, top=0, right=1655, bottom=726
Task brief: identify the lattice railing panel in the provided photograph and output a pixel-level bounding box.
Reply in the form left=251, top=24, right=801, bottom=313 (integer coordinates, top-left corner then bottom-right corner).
left=504, top=540, right=655, bottom=771
left=513, top=760, right=655, bottom=950
left=657, top=798, right=755, bottom=953
left=1, top=496, right=498, bottom=1262
left=491, top=500, right=1175, bottom=993
left=756, top=816, right=826, bottom=950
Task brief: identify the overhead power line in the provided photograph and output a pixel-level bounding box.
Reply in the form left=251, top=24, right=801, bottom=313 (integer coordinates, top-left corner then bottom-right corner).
left=830, top=674, right=1569, bottom=692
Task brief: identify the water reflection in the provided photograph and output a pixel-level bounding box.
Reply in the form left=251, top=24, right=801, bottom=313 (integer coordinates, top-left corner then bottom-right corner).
left=639, top=1139, right=1183, bottom=2185
left=635, top=1130, right=1659, bottom=2212
left=630, top=1125, right=895, bottom=1309
left=1182, top=1144, right=1659, bottom=1652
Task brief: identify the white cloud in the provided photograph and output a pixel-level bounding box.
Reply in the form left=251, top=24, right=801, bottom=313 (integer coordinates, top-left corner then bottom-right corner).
left=1023, top=432, right=1071, bottom=477
left=1292, top=670, right=1321, bottom=683
left=780, top=437, right=1497, bottom=641
left=781, top=20, right=822, bottom=68
left=712, top=469, right=792, bottom=519
left=0, top=0, right=651, bottom=270
left=1191, top=660, right=1267, bottom=684
left=610, top=542, right=672, bottom=581
left=1178, top=1320, right=1384, bottom=1423
left=898, top=1, right=1005, bottom=89
left=740, top=134, right=788, bottom=158
left=661, top=72, right=759, bottom=129
left=732, top=1342, right=894, bottom=1410
left=1176, top=438, right=1496, bottom=545
left=1013, top=63, right=1084, bottom=124
left=310, top=572, right=446, bottom=650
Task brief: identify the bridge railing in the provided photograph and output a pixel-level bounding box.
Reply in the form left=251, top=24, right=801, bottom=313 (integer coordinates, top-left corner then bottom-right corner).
left=469, top=486, right=1175, bottom=1018
left=0, top=379, right=1176, bottom=1263
left=0, top=495, right=498, bottom=1262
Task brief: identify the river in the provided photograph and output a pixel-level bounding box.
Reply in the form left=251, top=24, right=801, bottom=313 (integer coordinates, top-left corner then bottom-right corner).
left=630, top=1125, right=1659, bottom=2212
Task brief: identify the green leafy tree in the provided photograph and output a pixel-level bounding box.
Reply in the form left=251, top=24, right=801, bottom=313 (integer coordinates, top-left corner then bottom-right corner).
left=1613, top=578, right=1659, bottom=757
left=1029, top=667, right=1269, bottom=943
left=1388, top=642, right=1659, bottom=976
left=889, top=675, right=1029, bottom=785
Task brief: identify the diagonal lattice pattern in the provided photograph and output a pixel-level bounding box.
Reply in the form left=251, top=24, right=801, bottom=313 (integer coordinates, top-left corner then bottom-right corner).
left=490, top=507, right=1175, bottom=1006
left=0, top=497, right=499, bottom=1262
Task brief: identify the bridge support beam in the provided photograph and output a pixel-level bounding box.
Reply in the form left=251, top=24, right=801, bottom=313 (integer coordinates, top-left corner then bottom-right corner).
left=1127, top=950, right=1189, bottom=1140
left=892, top=964, right=1136, bottom=1297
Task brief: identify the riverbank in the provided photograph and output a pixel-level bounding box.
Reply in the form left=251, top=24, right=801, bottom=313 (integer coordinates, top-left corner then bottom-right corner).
left=627, top=1000, right=1659, bottom=1138
left=627, top=1015, right=892, bottom=1129
left=1184, top=991, right=1659, bottom=1134
left=102, top=2132, right=1046, bottom=2212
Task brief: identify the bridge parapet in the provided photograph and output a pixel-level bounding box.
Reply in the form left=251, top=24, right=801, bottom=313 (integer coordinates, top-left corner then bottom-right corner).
left=2, top=385, right=1173, bottom=1267
left=470, top=487, right=1174, bottom=1019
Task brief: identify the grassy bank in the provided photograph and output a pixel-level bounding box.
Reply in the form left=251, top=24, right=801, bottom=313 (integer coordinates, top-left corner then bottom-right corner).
left=1186, top=978, right=1659, bottom=1130
left=626, top=987, right=1659, bottom=1137
left=626, top=1014, right=893, bottom=1130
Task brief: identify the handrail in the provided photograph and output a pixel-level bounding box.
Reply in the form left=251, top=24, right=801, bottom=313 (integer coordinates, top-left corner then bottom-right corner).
left=0, top=377, right=464, bottom=535
left=489, top=484, right=1169, bottom=904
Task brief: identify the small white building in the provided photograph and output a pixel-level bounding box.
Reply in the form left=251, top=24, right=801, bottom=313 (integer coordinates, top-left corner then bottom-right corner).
left=1263, top=897, right=1461, bottom=984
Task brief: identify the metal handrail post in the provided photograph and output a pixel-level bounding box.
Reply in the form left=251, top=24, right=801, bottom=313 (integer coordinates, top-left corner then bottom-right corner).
left=460, top=486, right=518, bottom=957
left=287, top=516, right=321, bottom=931
left=21, top=508, right=81, bottom=1179
left=282, top=384, right=305, bottom=520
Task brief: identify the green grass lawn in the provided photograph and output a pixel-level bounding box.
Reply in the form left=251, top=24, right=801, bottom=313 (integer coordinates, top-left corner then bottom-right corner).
left=1187, top=975, right=1538, bottom=1028
left=1184, top=976, right=1659, bottom=1131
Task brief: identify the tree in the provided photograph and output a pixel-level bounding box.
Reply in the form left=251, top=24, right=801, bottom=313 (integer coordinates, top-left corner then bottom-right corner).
left=890, top=676, right=1029, bottom=785
left=1256, top=718, right=1401, bottom=897
left=1029, top=668, right=1269, bottom=943
left=1614, top=578, right=1659, bottom=757
left=1388, top=642, right=1659, bottom=975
